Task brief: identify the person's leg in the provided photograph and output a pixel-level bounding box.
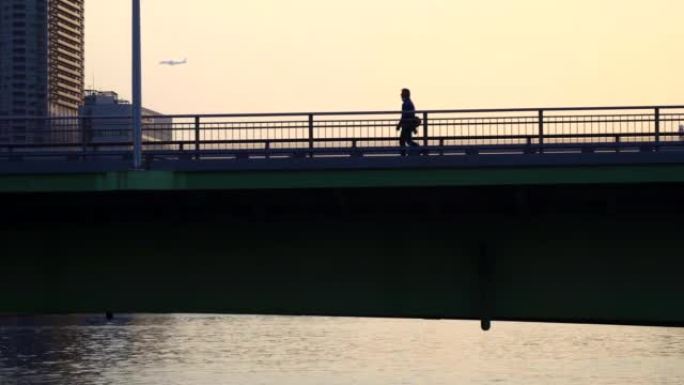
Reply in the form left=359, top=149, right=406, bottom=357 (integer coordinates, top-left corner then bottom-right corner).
left=399, top=129, right=409, bottom=156
left=405, top=130, right=419, bottom=156
left=405, top=128, right=419, bottom=147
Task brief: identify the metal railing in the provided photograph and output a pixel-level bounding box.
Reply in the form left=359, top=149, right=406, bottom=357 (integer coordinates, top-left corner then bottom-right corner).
left=1, top=105, right=684, bottom=165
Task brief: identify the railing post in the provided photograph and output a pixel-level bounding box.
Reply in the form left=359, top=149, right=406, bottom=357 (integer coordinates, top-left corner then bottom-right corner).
left=525, top=137, right=533, bottom=154
left=538, top=109, right=544, bottom=154
left=194, top=116, right=200, bottom=160
left=422, top=112, right=429, bottom=148
left=655, top=107, right=661, bottom=148
left=308, top=114, right=314, bottom=158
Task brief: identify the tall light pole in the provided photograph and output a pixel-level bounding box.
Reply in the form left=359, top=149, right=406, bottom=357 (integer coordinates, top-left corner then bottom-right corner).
left=132, top=0, right=143, bottom=169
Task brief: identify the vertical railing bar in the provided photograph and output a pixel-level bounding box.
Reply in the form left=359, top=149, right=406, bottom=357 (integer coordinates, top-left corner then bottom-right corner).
left=308, top=113, right=314, bottom=157
left=423, top=111, right=429, bottom=149
left=194, top=115, right=200, bottom=160
left=655, top=107, right=661, bottom=148
left=538, top=109, right=544, bottom=154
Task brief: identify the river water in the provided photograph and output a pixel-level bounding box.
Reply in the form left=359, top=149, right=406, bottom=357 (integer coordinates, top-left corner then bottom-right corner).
left=1, top=314, right=682, bottom=385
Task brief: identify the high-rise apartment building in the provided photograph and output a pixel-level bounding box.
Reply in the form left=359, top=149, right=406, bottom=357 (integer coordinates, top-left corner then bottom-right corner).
left=0, top=0, right=84, bottom=135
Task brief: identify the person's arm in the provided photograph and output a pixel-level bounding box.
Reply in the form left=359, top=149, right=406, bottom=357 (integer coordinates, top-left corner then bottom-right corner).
left=396, top=103, right=404, bottom=130
left=397, top=101, right=413, bottom=130
left=410, top=102, right=418, bottom=133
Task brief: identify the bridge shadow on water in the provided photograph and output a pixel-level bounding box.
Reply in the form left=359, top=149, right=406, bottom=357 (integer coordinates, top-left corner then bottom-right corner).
left=1, top=182, right=683, bottom=328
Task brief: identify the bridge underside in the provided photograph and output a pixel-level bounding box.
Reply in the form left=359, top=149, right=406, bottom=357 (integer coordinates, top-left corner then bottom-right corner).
left=1, top=166, right=683, bottom=327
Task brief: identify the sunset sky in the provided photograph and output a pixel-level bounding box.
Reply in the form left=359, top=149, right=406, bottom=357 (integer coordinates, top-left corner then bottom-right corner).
left=85, top=0, right=684, bottom=114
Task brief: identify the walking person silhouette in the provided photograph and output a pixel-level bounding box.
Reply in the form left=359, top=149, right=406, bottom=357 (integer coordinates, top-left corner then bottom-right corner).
left=396, top=88, right=420, bottom=156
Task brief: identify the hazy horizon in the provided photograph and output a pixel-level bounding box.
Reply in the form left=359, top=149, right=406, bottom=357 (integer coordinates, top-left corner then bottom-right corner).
left=85, top=0, right=684, bottom=115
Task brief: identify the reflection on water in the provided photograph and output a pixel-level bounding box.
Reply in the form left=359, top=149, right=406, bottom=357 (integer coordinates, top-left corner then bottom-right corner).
left=1, top=315, right=683, bottom=385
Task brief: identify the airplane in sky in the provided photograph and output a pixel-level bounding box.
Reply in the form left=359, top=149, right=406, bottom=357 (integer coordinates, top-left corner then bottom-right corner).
left=159, top=58, right=187, bottom=66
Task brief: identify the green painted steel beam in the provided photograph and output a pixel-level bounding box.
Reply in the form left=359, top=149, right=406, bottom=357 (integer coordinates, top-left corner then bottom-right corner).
left=1, top=165, right=684, bottom=193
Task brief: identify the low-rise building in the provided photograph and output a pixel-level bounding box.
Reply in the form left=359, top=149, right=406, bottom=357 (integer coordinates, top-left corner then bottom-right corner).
left=79, top=90, right=172, bottom=148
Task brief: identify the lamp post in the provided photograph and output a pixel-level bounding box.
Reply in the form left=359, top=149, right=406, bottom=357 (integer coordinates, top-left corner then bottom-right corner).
left=132, top=0, right=142, bottom=169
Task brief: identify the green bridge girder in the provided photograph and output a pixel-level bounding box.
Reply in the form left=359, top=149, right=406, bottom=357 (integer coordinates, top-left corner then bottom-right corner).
left=2, top=164, right=684, bottom=193
left=1, top=162, right=683, bottom=329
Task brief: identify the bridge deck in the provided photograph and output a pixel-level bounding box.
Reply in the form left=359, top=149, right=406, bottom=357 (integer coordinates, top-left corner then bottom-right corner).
left=2, top=105, right=684, bottom=328
left=3, top=150, right=684, bottom=193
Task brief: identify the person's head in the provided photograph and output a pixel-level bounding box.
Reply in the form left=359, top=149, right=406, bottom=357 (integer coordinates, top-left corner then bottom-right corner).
left=401, top=88, right=411, bottom=101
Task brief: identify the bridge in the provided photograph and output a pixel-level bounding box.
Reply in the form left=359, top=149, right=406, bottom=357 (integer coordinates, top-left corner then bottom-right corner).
left=1, top=105, right=683, bottom=330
